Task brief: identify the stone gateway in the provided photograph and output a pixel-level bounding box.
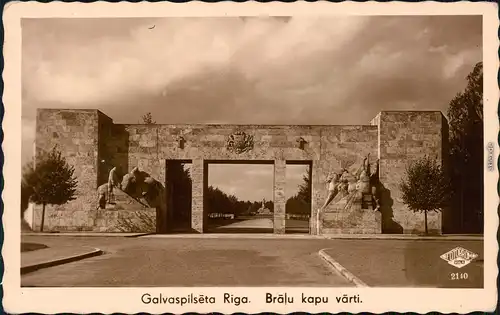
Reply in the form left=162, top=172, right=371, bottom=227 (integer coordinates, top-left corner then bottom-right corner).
left=33, top=109, right=447, bottom=235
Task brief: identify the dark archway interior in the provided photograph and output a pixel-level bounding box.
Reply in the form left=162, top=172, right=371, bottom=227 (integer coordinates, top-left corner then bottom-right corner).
left=165, top=159, right=193, bottom=233
left=285, top=161, right=313, bottom=234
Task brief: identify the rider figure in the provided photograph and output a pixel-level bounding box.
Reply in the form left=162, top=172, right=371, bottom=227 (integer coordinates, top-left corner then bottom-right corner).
left=107, top=166, right=121, bottom=204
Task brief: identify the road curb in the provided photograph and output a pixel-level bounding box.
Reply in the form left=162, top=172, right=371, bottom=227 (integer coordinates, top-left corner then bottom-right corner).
left=21, top=248, right=103, bottom=275
left=323, top=235, right=483, bottom=241
left=318, top=248, right=369, bottom=288
left=22, top=232, right=149, bottom=237
left=23, top=232, right=483, bottom=241
left=139, top=234, right=325, bottom=239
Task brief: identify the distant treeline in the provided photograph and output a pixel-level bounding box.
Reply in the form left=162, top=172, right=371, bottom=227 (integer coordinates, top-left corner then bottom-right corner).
left=206, top=186, right=275, bottom=216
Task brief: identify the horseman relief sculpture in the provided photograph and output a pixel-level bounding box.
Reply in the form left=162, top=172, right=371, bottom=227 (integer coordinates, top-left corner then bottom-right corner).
left=96, top=165, right=165, bottom=210
left=107, top=166, right=121, bottom=204
left=320, top=153, right=381, bottom=213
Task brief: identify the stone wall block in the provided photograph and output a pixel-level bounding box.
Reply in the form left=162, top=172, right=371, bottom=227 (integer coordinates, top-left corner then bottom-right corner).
left=378, top=111, right=444, bottom=234
left=191, top=159, right=204, bottom=233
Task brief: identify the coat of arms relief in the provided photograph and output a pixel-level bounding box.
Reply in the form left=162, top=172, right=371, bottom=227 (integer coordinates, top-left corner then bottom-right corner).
left=226, top=131, right=254, bottom=154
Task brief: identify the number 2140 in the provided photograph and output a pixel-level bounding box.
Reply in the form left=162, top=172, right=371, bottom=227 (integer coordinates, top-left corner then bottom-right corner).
left=450, top=272, right=468, bottom=280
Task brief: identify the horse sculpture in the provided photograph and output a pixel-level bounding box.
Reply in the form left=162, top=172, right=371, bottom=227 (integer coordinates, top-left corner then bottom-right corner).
left=320, top=154, right=381, bottom=212
left=96, top=183, right=110, bottom=210
left=96, top=166, right=165, bottom=210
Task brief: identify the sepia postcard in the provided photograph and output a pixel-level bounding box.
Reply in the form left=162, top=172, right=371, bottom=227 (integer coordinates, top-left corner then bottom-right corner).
left=2, top=1, right=498, bottom=313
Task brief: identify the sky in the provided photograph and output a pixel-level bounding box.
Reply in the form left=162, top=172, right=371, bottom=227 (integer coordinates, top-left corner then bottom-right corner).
left=21, top=16, right=482, bottom=201
left=207, top=164, right=308, bottom=201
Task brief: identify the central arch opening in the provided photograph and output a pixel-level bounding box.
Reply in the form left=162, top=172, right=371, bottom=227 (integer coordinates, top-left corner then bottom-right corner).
left=204, top=160, right=275, bottom=234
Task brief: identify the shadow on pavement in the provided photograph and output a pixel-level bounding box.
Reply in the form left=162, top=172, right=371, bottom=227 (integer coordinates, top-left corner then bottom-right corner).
left=21, top=243, right=49, bottom=253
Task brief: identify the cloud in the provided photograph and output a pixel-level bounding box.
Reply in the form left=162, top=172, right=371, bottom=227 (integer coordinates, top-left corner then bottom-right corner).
left=23, top=16, right=482, bottom=128
left=208, top=164, right=274, bottom=201
left=244, top=168, right=274, bottom=176
left=22, top=16, right=481, bottom=127
left=21, top=16, right=482, bottom=199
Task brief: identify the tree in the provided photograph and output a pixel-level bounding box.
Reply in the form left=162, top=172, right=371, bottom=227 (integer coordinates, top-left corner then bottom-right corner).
left=23, top=148, right=78, bottom=231
left=141, top=112, right=156, bottom=124
left=206, top=186, right=242, bottom=215
left=21, top=162, right=34, bottom=217
left=286, top=195, right=306, bottom=215
left=286, top=169, right=311, bottom=216
left=296, top=171, right=311, bottom=207
left=447, top=62, right=483, bottom=233
left=400, top=156, right=450, bottom=235
left=264, top=200, right=274, bottom=212
left=248, top=201, right=261, bottom=214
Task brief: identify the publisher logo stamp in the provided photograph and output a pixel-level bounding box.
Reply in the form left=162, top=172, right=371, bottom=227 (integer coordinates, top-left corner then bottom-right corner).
left=440, top=247, right=478, bottom=268
left=486, top=142, right=495, bottom=171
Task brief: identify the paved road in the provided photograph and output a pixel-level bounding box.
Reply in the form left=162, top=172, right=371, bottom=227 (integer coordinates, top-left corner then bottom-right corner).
left=214, top=218, right=309, bottom=229
left=21, top=236, right=484, bottom=288
left=209, top=218, right=309, bottom=233
left=216, top=218, right=273, bottom=229
left=323, top=239, right=484, bottom=288
left=21, top=236, right=352, bottom=287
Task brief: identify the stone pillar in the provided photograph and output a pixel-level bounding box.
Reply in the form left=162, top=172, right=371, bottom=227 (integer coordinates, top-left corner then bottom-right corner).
left=191, top=159, right=204, bottom=233
left=310, top=161, right=322, bottom=235
left=273, top=160, right=286, bottom=234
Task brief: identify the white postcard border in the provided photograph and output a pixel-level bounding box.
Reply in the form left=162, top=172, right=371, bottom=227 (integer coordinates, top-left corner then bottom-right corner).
left=3, top=1, right=498, bottom=313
